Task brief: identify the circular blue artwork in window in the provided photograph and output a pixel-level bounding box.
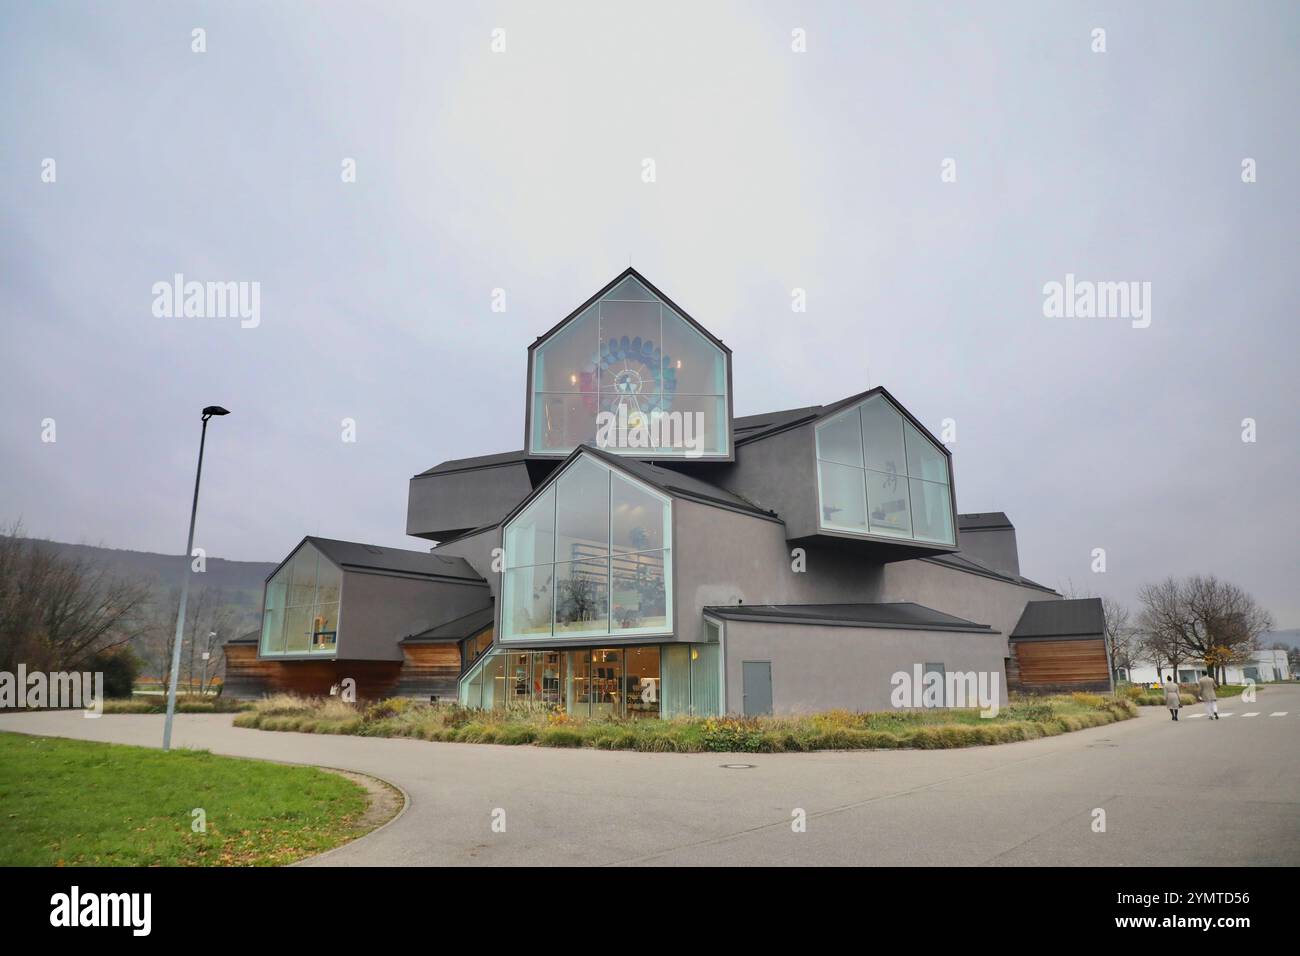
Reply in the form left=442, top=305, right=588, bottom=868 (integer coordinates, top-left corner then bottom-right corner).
left=579, top=335, right=677, bottom=427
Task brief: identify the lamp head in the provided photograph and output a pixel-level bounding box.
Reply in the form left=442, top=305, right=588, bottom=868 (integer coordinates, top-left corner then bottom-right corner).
left=201, top=406, right=231, bottom=421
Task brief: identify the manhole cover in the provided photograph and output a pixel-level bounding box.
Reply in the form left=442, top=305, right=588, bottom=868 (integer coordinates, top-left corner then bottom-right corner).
left=720, top=763, right=756, bottom=769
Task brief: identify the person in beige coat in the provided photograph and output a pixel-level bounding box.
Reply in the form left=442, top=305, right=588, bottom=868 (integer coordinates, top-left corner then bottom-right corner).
left=1164, top=678, right=1182, bottom=721
left=1197, top=673, right=1219, bottom=719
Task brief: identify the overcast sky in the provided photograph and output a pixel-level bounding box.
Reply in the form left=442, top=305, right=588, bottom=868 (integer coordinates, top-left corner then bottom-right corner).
left=2, top=2, right=1296, bottom=626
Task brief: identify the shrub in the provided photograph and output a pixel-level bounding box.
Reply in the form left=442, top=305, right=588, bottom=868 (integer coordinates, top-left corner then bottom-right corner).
left=538, top=726, right=583, bottom=748
left=86, top=647, right=140, bottom=698
left=701, top=717, right=766, bottom=753
left=1005, top=701, right=1055, bottom=722
left=495, top=724, right=539, bottom=746
left=364, top=697, right=412, bottom=721
left=235, top=690, right=1138, bottom=752
left=456, top=723, right=498, bottom=744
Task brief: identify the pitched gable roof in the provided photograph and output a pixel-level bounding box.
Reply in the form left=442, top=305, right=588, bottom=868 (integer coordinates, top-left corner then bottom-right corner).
left=302, top=536, right=484, bottom=583
left=1010, top=598, right=1105, bottom=640
left=402, top=604, right=495, bottom=643
left=528, top=267, right=729, bottom=353
left=733, top=386, right=949, bottom=457
left=497, top=443, right=780, bottom=528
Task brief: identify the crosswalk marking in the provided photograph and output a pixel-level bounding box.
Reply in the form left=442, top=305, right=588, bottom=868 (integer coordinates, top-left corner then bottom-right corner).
left=1186, top=713, right=1205, bottom=719
left=1242, top=712, right=1260, bottom=717
left=1270, top=712, right=1288, bottom=717
left=1219, top=713, right=1234, bottom=717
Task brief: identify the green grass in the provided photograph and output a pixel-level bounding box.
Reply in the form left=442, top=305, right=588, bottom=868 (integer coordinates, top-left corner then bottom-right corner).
left=233, top=691, right=1137, bottom=753
left=0, top=733, right=370, bottom=866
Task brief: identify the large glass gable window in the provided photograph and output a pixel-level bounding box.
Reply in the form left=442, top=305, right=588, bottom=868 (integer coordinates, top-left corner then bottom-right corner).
left=529, top=275, right=729, bottom=457
left=814, top=395, right=955, bottom=545
left=260, top=541, right=342, bottom=655
left=502, top=454, right=672, bottom=640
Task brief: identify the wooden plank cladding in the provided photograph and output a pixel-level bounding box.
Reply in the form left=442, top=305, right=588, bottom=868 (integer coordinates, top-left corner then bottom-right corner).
left=395, top=643, right=462, bottom=702
left=223, top=644, right=401, bottom=700
left=1011, top=638, right=1110, bottom=689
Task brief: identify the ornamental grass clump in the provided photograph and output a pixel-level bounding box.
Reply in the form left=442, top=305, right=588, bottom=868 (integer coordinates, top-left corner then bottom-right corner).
left=233, top=691, right=1137, bottom=752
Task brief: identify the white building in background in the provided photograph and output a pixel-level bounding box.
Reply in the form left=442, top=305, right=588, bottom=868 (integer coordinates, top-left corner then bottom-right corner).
left=1124, top=648, right=1292, bottom=686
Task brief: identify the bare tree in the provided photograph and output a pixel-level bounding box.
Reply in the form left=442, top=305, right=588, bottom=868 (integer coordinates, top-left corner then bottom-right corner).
left=1101, top=596, right=1138, bottom=680
left=1138, top=575, right=1273, bottom=686
left=1056, top=586, right=1138, bottom=683
left=137, top=583, right=250, bottom=695
left=0, top=525, right=150, bottom=673
left=1137, top=624, right=1184, bottom=684
left=186, top=591, right=243, bottom=695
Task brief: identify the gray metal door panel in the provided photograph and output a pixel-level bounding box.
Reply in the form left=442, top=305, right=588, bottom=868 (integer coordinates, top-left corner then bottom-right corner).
left=742, top=661, right=772, bottom=716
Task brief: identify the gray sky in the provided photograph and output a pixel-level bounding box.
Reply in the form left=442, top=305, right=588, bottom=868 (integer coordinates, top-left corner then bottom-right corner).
left=2, top=1, right=1297, bottom=625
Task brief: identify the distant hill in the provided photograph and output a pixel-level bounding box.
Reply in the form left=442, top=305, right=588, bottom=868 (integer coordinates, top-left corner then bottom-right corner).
left=18, top=538, right=276, bottom=610
left=1261, top=629, right=1300, bottom=650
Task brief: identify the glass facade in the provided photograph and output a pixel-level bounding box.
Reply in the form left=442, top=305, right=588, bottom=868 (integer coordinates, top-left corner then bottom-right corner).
left=814, top=395, right=955, bottom=545
left=458, top=643, right=717, bottom=719
left=461, top=628, right=493, bottom=671
left=260, top=541, right=341, bottom=655
left=661, top=638, right=721, bottom=718
left=502, top=454, right=672, bottom=640
left=529, top=275, right=729, bottom=457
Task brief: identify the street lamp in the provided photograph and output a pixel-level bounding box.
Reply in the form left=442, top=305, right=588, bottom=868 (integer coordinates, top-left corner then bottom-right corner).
left=163, top=406, right=229, bottom=751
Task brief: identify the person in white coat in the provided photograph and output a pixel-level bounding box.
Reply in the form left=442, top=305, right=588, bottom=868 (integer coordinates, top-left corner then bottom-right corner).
left=1164, top=679, right=1182, bottom=721
left=1197, top=673, right=1219, bottom=720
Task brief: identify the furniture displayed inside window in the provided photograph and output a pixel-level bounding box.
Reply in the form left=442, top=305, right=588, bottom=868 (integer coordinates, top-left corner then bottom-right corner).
left=503, top=453, right=672, bottom=640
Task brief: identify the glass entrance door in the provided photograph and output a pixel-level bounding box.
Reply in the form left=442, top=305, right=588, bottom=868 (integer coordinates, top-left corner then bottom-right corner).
left=589, top=648, right=623, bottom=717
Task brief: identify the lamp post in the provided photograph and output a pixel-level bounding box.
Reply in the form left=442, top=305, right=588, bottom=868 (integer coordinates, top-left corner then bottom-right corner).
left=163, top=406, right=229, bottom=751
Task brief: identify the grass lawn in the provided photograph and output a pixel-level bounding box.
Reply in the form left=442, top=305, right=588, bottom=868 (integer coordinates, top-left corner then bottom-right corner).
left=233, top=691, right=1137, bottom=753
left=0, top=733, right=371, bottom=866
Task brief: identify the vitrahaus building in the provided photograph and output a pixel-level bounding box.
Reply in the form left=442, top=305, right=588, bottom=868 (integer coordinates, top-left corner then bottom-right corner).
left=226, top=270, right=1112, bottom=714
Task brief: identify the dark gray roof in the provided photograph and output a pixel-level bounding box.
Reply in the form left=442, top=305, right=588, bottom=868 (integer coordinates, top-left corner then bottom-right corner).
left=733, top=406, right=824, bottom=444
left=415, top=449, right=529, bottom=478
left=733, top=386, right=947, bottom=456
left=703, top=601, right=994, bottom=633
left=1010, top=598, right=1105, bottom=640
left=734, top=405, right=822, bottom=439
left=305, top=536, right=484, bottom=583
left=226, top=628, right=260, bottom=645
left=529, top=267, right=730, bottom=353
left=579, top=445, right=778, bottom=520
left=958, top=511, right=1014, bottom=531
left=923, top=552, right=1058, bottom=594
left=402, top=605, right=495, bottom=643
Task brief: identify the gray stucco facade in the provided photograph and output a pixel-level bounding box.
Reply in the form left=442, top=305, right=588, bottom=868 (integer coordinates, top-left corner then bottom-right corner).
left=715, top=620, right=1009, bottom=714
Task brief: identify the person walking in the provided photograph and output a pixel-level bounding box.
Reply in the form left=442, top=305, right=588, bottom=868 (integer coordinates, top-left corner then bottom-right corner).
left=1197, top=673, right=1219, bottom=720
left=1164, top=678, right=1182, bottom=721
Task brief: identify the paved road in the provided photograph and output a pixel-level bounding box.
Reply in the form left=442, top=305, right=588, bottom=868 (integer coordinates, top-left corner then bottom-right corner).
left=3, top=686, right=1297, bottom=866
